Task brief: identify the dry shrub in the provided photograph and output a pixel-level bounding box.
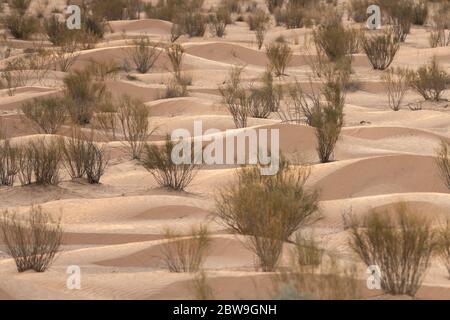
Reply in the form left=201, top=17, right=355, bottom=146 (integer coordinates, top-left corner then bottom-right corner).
left=93, top=101, right=119, bottom=141
left=408, top=57, right=449, bottom=102
left=412, top=0, right=428, bottom=26
left=61, top=127, right=88, bottom=179
left=84, top=138, right=109, bottom=184
left=437, top=220, right=450, bottom=278
left=386, top=0, right=414, bottom=42
left=248, top=9, right=270, bottom=49
left=266, top=0, right=284, bottom=13
left=361, top=28, right=400, bottom=70
left=266, top=42, right=292, bottom=77
left=161, top=225, right=210, bottom=273
left=118, top=95, right=152, bottom=159
left=219, top=65, right=252, bottom=128
left=52, top=41, right=80, bottom=72
left=166, top=43, right=184, bottom=81
left=349, top=0, right=370, bottom=23
left=293, top=232, right=324, bottom=268
left=312, top=21, right=359, bottom=63
left=191, top=271, right=214, bottom=300
left=61, top=128, right=109, bottom=184
left=311, top=67, right=347, bottom=163
left=86, top=60, right=121, bottom=81
left=0, top=140, right=20, bottom=186
left=349, top=203, right=437, bottom=297
left=163, top=76, right=189, bottom=99
left=26, top=138, right=62, bottom=185
left=436, top=140, right=450, bottom=190
left=0, top=206, right=63, bottom=273
left=141, top=136, right=201, bottom=191
left=1, top=57, right=32, bottom=96
left=381, top=67, right=410, bottom=111
left=215, top=158, right=319, bottom=272
left=63, top=70, right=107, bottom=125
left=208, top=6, right=231, bottom=37
left=5, top=13, right=39, bottom=40
left=250, top=70, right=283, bottom=118
left=21, top=97, right=67, bottom=134
left=273, top=252, right=360, bottom=300
left=176, top=12, right=207, bottom=38
left=127, top=37, right=161, bottom=74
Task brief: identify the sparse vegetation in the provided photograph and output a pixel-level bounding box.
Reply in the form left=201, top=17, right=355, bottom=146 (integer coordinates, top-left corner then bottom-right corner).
left=141, top=136, right=201, bottom=191
left=381, top=67, right=410, bottom=111
left=408, top=57, right=449, bottom=101
left=266, top=42, right=292, bottom=77
left=436, top=140, right=450, bottom=190
left=208, top=6, right=231, bottom=38
left=361, top=28, right=401, bottom=70
left=21, top=97, right=67, bottom=134
left=349, top=203, right=437, bottom=297
left=161, top=225, right=210, bottom=272
left=0, top=206, right=63, bottom=273
left=0, top=140, right=20, bottom=186
left=63, top=70, right=107, bottom=125
left=215, top=158, right=319, bottom=272
left=117, top=95, right=152, bottom=160
left=437, top=219, right=450, bottom=278
left=219, top=65, right=251, bottom=128
left=127, top=37, right=161, bottom=74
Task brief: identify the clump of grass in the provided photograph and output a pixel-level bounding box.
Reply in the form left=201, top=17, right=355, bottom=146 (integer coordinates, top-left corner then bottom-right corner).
left=0, top=206, right=63, bottom=273
left=349, top=203, right=437, bottom=297
left=191, top=270, right=215, bottom=300
left=161, top=225, right=210, bottom=273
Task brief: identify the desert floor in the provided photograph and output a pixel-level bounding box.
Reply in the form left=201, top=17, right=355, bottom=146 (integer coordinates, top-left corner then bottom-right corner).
left=0, top=0, right=450, bottom=300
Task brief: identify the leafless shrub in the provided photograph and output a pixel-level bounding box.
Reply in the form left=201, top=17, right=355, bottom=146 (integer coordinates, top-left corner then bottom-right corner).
left=141, top=136, right=201, bottom=191
left=0, top=140, right=20, bottom=186
left=93, top=101, right=119, bottom=141
left=436, top=140, right=450, bottom=190
left=27, top=138, right=63, bottom=185
left=381, top=67, right=410, bottom=111
left=412, top=0, right=428, bottom=26
left=293, top=232, right=324, bottom=268
left=61, top=127, right=88, bottom=179
left=161, top=225, right=210, bottom=273
left=349, top=203, right=437, bottom=297
left=215, top=158, right=319, bottom=272
left=21, top=97, right=67, bottom=134
left=361, top=28, right=400, bottom=70
left=84, top=138, right=109, bottom=184
left=408, top=57, right=449, bottom=101
left=163, top=76, right=189, bottom=99
left=175, top=12, right=207, bottom=38
left=5, top=13, right=39, bottom=40
left=0, top=206, right=63, bottom=273
left=52, top=41, right=80, bottom=72
left=117, top=95, right=152, bottom=159
left=219, top=65, right=251, bottom=128
left=208, top=6, right=231, bottom=37
left=127, top=37, right=161, bottom=74
left=349, top=0, right=370, bottom=23
left=266, top=42, right=292, bottom=77
left=166, top=43, right=184, bottom=81
left=250, top=70, right=283, bottom=118
left=249, top=9, right=270, bottom=50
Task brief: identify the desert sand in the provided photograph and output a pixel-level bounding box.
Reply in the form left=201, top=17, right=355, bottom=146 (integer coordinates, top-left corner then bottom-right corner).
left=0, top=0, right=449, bottom=300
